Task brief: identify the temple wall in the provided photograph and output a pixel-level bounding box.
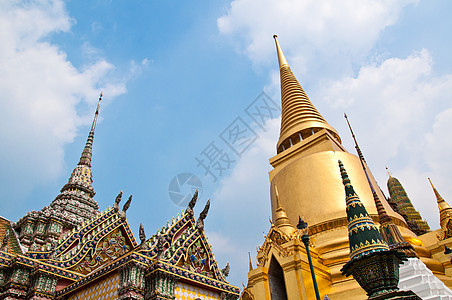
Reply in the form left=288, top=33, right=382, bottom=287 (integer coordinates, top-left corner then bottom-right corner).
left=175, top=281, right=220, bottom=300
left=67, top=272, right=119, bottom=300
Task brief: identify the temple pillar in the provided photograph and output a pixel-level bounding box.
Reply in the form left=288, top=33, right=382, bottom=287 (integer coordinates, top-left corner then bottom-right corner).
left=0, top=262, right=31, bottom=299
left=118, top=261, right=146, bottom=300
left=145, top=270, right=177, bottom=300
left=27, top=268, right=57, bottom=299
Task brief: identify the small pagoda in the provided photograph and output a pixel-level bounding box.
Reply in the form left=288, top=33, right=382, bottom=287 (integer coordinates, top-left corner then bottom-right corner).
left=339, top=160, right=420, bottom=300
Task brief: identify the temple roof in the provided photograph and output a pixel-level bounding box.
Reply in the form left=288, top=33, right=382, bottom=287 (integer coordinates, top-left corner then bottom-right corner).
left=1, top=193, right=239, bottom=298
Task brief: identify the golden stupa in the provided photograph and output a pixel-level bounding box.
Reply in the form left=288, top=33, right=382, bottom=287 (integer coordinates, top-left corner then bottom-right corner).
left=241, top=35, right=452, bottom=300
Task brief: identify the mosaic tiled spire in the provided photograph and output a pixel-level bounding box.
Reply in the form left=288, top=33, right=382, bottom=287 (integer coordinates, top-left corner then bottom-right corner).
left=61, top=93, right=102, bottom=196
left=339, top=161, right=414, bottom=298
left=387, top=170, right=430, bottom=234
left=428, top=178, right=452, bottom=240
left=273, top=35, right=341, bottom=153
left=15, top=94, right=103, bottom=247
left=344, top=114, right=417, bottom=257
left=339, top=160, right=389, bottom=260
left=48, top=94, right=103, bottom=223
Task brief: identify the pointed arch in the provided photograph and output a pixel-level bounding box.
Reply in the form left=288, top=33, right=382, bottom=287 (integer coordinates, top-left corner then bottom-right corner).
left=268, top=255, right=288, bottom=300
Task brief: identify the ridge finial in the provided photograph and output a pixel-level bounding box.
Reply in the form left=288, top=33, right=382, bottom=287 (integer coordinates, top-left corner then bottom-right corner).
left=186, top=189, right=198, bottom=216
left=113, top=189, right=123, bottom=211
left=196, top=199, right=211, bottom=231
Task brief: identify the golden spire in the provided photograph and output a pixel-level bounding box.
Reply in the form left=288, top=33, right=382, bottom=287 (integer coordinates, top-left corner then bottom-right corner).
left=248, top=252, right=253, bottom=271
left=429, top=178, right=452, bottom=240
left=273, top=35, right=341, bottom=153
left=273, top=185, right=296, bottom=236
left=429, top=178, right=451, bottom=211
left=273, top=34, right=289, bottom=67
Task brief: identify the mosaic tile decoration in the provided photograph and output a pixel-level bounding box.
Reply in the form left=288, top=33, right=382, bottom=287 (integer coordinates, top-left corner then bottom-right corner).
left=175, top=282, right=220, bottom=300
left=67, top=272, right=119, bottom=300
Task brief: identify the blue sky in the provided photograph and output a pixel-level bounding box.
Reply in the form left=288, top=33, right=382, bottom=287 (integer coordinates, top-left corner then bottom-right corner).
left=1, top=0, right=452, bottom=288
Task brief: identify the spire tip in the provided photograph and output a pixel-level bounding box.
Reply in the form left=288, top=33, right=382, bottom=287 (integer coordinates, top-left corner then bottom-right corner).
left=386, top=166, right=392, bottom=178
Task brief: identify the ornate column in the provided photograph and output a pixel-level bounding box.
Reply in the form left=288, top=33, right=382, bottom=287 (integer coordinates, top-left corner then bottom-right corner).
left=1, top=261, right=31, bottom=299
left=27, top=268, right=57, bottom=299
left=145, top=270, right=177, bottom=300
left=118, top=261, right=146, bottom=300
left=32, top=219, right=46, bottom=246
left=44, top=219, right=63, bottom=246
left=17, top=219, right=35, bottom=248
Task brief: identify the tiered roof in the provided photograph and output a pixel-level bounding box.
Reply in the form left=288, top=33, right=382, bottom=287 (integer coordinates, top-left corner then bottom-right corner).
left=0, top=192, right=239, bottom=298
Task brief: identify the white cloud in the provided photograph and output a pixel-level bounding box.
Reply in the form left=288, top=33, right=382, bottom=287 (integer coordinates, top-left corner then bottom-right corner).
left=316, top=49, right=452, bottom=229
left=218, top=0, right=418, bottom=76
left=0, top=0, right=126, bottom=208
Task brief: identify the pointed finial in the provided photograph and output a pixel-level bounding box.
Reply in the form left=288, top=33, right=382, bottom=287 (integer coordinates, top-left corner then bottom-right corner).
left=196, top=199, right=211, bottom=230
left=186, top=189, right=198, bottom=216
left=429, top=178, right=449, bottom=207
left=221, top=262, right=230, bottom=277
left=343, top=114, right=401, bottom=231
left=139, top=223, right=145, bottom=242
left=428, top=177, right=435, bottom=190
left=113, top=189, right=123, bottom=211
left=386, top=166, right=392, bottom=178
left=248, top=252, right=253, bottom=271
left=123, top=195, right=132, bottom=212
left=92, top=92, right=103, bottom=131
left=77, top=93, right=103, bottom=167
left=120, top=195, right=132, bottom=220
left=273, top=34, right=289, bottom=68
left=201, top=199, right=210, bottom=219
left=139, top=223, right=148, bottom=250
left=344, top=113, right=366, bottom=164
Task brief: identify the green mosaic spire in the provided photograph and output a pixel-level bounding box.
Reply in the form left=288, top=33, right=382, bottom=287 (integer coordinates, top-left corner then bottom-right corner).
left=387, top=171, right=430, bottom=234
left=339, top=160, right=389, bottom=260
